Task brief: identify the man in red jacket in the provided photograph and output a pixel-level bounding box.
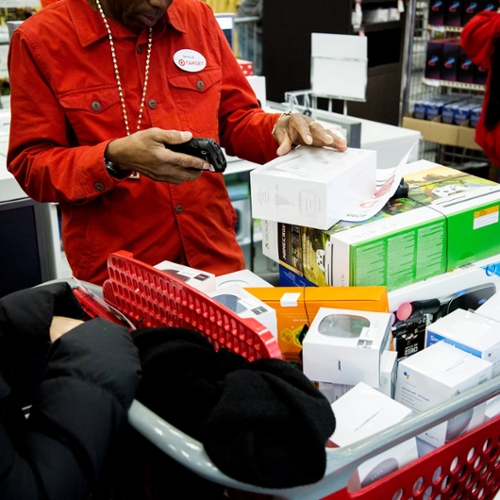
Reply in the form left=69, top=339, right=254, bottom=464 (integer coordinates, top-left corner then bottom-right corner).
left=7, top=0, right=346, bottom=285
left=461, top=11, right=500, bottom=181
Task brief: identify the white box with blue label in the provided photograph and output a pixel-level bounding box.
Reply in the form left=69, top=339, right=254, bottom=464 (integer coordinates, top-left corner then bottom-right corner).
left=395, top=341, right=491, bottom=447
left=426, top=308, right=500, bottom=377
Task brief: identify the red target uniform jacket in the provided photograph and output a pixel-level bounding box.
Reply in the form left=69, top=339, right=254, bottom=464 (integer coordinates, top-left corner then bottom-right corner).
left=461, top=11, right=500, bottom=167
left=7, top=0, right=279, bottom=285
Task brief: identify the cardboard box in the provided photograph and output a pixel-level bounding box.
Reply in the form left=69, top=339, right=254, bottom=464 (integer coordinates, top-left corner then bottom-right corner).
left=457, top=47, right=474, bottom=83
left=215, top=269, right=273, bottom=289
left=442, top=40, right=460, bottom=82
left=444, top=0, right=462, bottom=26
left=263, top=197, right=448, bottom=291
left=402, top=114, right=482, bottom=150
left=425, top=40, right=445, bottom=80
left=208, top=284, right=277, bottom=338
left=302, top=308, right=392, bottom=386
left=426, top=308, right=500, bottom=376
left=154, top=260, right=216, bottom=293
left=395, top=341, right=491, bottom=447
left=428, top=0, right=445, bottom=25
left=330, top=382, right=418, bottom=491
left=406, top=166, right=500, bottom=270
left=250, top=146, right=377, bottom=230
left=246, top=286, right=389, bottom=361
left=474, top=64, right=488, bottom=86
left=264, top=164, right=500, bottom=292
left=462, top=0, right=481, bottom=25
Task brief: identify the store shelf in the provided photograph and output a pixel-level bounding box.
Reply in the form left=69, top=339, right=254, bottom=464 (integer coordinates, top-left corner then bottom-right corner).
left=423, top=78, right=486, bottom=92
left=402, top=115, right=482, bottom=151
left=427, top=24, right=463, bottom=33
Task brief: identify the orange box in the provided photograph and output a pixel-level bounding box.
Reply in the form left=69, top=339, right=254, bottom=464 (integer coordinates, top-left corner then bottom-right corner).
left=246, top=286, right=390, bottom=365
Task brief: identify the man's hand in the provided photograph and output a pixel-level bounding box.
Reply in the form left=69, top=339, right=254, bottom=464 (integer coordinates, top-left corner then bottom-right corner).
left=50, top=316, right=85, bottom=343
left=105, top=128, right=212, bottom=185
left=272, top=112, right=348, bottom=156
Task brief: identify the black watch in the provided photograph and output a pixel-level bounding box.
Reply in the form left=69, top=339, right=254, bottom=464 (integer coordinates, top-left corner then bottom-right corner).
left=105, top=159, right=129, bottom=179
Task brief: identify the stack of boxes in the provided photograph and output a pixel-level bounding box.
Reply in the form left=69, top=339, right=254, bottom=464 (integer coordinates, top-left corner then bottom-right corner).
left=428, top=0, right=499, bottom=28
left=425, top=37, right=488, bottom=87
left=243, top=147, right=500, bottom=488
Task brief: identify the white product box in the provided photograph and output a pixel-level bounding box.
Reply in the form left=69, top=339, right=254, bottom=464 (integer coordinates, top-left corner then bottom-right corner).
left=485, top=395, right=500, bottom=422
left=426, top=308, right=500, bottom=377
left=302, top=308, right=392, bottom=387
left=395, top=342, right=492, bottom=447
left=388, top=252, right=500, bottom=313
left=154, top=260, right=216, bottom=293
left=208, top=284, right=277, bottom=338
left=476, top=292, right=500, bottom=322
left=379, top=349, right=398, bottom=398
left=250, top=146, right=377, bottom=230
left=330, top=382, right=418, bottom=491
left=318, top=381, right=353, bottom=404
left=215, top=269, right=273, bottom=289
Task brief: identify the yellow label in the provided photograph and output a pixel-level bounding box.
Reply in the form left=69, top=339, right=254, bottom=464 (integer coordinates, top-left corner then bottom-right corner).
left=474, top=206, right=499, bottom=218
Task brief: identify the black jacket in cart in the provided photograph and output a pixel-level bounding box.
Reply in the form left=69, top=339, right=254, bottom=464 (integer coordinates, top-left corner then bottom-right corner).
left=0, top=283, right=141, bottom=500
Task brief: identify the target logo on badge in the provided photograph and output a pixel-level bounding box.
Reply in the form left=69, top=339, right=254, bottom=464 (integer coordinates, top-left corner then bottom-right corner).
left=173, top=49, right=206, bottom=72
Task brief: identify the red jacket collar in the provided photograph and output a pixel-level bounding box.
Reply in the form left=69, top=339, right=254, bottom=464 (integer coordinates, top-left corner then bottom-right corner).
left=66, top=0, right=184, bottom=48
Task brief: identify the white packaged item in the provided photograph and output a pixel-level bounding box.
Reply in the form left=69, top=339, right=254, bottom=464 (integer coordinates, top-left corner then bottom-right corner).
left=215, top=269, right=273, bottom=289
left=330, top=382, right=418, bottom=491
left=476, top=291, right=500, bottom=322
left=379, top=349, right=397, bottom=398
left=250, top=146, right=377, bottom=230
left=318, top=381, right=353, bottom=404
left=485, top=395, right=500, bottom=422
left=395, top=342, right=491, bottom=447
left=208, top=284, right=277, bottom=338
left=302, top=308, right=392, bottom=387
left=388, top=252, right=500, bottom=313
left=426, top=308, right=500, bottom=376
left=154, top=260, right=216, bottom=293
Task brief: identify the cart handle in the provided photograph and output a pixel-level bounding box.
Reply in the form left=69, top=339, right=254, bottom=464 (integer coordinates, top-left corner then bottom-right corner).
left=128, top=376, right=500, bottom=500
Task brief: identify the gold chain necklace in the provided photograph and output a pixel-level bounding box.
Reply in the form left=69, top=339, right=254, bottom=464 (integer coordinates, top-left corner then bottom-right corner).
left=95, top=0, right=153, bottom=136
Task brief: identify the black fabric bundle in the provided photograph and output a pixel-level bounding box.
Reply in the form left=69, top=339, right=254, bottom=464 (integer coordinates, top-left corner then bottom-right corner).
left=131, top=326, right=336, bottom=490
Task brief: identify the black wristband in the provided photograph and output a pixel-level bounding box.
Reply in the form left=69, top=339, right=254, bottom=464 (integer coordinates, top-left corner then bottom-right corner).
left=105, top=159, right=129, bottom=180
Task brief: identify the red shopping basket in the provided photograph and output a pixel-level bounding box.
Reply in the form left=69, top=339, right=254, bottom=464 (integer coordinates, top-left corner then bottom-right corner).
left=101, top=250, right=281, bottom=361
left=323, top=413, right=500, bottom=500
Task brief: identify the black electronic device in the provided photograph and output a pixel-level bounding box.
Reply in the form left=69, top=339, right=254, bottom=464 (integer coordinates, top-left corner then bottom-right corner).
left=167, top=138, right=227, bottom=173
left=0, top=198, right=50, bottom=298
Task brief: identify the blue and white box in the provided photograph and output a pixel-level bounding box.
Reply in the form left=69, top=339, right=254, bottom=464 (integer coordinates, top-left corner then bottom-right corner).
left=426, top=308, right=500, bottom=376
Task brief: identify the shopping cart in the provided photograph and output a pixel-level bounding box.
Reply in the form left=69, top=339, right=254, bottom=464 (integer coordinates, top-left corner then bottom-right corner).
left=75, top=251, right=500, bottom=500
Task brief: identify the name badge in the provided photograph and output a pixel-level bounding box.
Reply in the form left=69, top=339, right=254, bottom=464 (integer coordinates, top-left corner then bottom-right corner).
left=173, top=49, right=207, bottom=72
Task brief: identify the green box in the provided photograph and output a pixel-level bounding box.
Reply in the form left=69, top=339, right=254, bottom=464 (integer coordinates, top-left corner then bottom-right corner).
left=270, top=165, right=500, bottom=291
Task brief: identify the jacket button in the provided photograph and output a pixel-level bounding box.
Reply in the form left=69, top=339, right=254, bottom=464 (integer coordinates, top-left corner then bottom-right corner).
left=175, top=204, right=183, bottom=214
left=91, top=101, right=101, bottom=112
left=94, top=182, right=105, bottom=191
left=148, top=99, right=157, bottom=109
left=137, top=45, right=143, bottom=54
left=196, top=80, right=205, bottom=90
